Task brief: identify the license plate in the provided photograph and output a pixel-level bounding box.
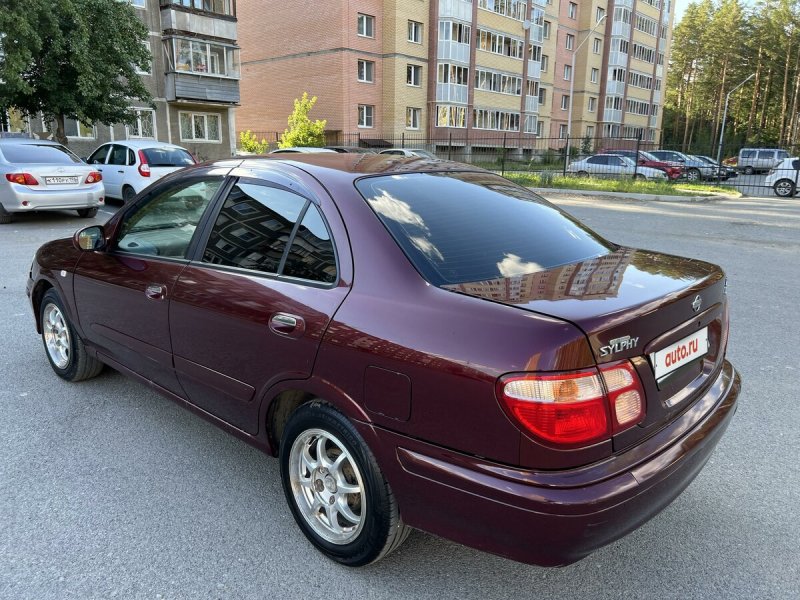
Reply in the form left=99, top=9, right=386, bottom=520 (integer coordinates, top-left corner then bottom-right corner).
left=45, top=176, right=79, bottom=185
left=650, top=327, right=708, bottom=380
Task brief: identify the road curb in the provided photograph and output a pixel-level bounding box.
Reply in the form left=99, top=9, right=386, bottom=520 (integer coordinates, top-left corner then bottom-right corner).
left=526, top=187, right=741, bottom=202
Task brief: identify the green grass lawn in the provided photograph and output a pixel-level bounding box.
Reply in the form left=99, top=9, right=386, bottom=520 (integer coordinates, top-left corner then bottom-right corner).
left=502, top=172, right=741, bottom=197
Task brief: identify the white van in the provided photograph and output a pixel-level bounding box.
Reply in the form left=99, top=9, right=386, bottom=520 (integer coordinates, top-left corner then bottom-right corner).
left=737, top=148, right=789, bottom=174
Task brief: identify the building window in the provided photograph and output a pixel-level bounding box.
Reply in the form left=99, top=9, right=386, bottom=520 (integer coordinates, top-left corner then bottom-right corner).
left=588, top=97, right=597, bottom=112
left=129, top=0, right=145, bottom=8
left=406, top=107, right=421, bottom=130
left=173, top=38, right=240, bottom=78
left=477, top=29, right=525, bottom=59
left=436, top=104, right=467, bottom=128
left=597, top=7, right=605, bottom=22
left=568, top=2, right=577, bottom=19
left=475, top=69, right=522, bottom=95
left=408, top=20, right=423, bottom=43
left=586, top=125, right=595, bottom=138
left=64, top=118, right=95, bottom=139
left=358, top=104, right=374, bottom=128
left=538, top=87, right=547, bottom=106
left=565, top=34, right=574, bottom=50
left=407, top=64, right=422, bottom=87
left=593, top=38, right=601, bottom=54
left=561, top=94, right=570, bottom=110
left=135, top=40, right=152, bottom=75
left=536, top=120, right=544, bottom=136
left=179, top=111, right=221, bottom=142
left=563, top=64, right=572, bottom=80
left=473, top=108, right=520, bottom=131
left=591, top=67, right=599, bottom=83
left=543, top=21, right=551, bottom=39
left=127, top=109, right=156, bottom=139
left=357, top=59, right=374, bottom=83
left=541, top=54, right=549, bottom=72
left=559, top=123, right=568, bottom=138
left=357, top=13, right=375, bottom=37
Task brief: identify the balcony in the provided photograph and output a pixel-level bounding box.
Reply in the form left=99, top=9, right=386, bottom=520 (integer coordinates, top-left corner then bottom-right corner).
left=529, top=25, right=543, bottom=44
left=612, top=22, right=631, bottom=38
left=656, top=64, right=664, bottom=77
left=439, top=0, right=472, bottom=21
left=653, top=89, right=662, bottom=103
left=166, top=72, right=240, bottom=104
left=606, top=80, right=625, bottom=95
left=525, top=96, right=539, bottom=113
left=604, top=108, right=623, bottom=123
left=161, top=3, right=237, bottom=41
left=527, top=59, right=541, bottom=79
left=608, top=50, right=628, bottom=67
left=436, top=83, right=468, bottom=104
left=615, top=0, right=633, bottom=8
left=438, top=40, right=470, bottom=64
left=658, top=38, right=667, bottom=51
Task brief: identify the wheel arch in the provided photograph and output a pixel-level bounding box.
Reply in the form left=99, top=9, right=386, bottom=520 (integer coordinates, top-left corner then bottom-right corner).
left=31, top=279, right=55, bottom=334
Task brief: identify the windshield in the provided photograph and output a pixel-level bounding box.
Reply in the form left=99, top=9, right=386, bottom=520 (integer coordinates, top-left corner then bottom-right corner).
left=640, top=151, right=659, bottom=161
left=355, top=172, right=615, bottom=286
left=141, top=147, right=196, bottom=167
left=0, top=143, right=83, bottom=164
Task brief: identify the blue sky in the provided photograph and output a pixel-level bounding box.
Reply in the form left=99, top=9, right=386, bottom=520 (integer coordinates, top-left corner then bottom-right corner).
left=674, top=0, right=690, bottom=22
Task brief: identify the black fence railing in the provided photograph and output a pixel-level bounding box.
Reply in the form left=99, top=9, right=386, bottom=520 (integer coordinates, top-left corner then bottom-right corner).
left=240, top=131, right=800, bottom=198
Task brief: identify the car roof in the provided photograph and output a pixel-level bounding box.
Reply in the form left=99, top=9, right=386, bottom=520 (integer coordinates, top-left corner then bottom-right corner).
left=270, top=147, right=337, bottom=153
left=0, top=138, right=63, bottom=146
left=94, top=140, right=189, bottom=150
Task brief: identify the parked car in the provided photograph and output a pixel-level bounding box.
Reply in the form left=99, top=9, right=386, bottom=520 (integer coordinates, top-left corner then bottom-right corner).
left=0, top=138, right=103, bottom=224
left=567, top=154, right=667, bottom=180
left=27, top=155, right=740, bottom=567
left=648, top=150, right=723, bottom=182
left=87, top=140, right=196, bottom=203
left=600, top=149, right=683, bottom=179
left=269, top=147, right=337, bottom=154
left=324, top=146, right=376, bottom=154
left=378, top=148, right=438, bottom=159
left=694, top=155, right=738, bottom=180
left=737, top=148, right=789, bottom=175
left=764, top=157, right=800, bottom=197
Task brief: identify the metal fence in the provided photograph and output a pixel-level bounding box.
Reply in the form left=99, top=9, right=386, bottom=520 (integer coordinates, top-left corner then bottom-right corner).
left=241, top=131, right=800, bottom=198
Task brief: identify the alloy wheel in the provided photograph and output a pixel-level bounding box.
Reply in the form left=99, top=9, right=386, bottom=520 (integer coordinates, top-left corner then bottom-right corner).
left=43, top=303, right=71, bottom=369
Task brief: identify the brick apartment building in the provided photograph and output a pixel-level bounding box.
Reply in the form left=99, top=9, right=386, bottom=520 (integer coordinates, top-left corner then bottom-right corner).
left=24, top=0, right=241, bottom=160
left=237, top=0, right=673, bottom=149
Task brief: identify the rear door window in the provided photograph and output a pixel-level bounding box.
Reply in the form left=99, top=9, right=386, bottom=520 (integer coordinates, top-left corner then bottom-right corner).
left=355, top=172, right=614, bottom=286
left=587, top=155, right=606, bottom=165
left=201, top=182, right=337, bottom=283
left=108, top=144, right=129, bottom=166
left=758, top=151, right=774, bottom=159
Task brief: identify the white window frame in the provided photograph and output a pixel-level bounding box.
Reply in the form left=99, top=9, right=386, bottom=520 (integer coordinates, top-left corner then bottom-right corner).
left=126, top=108, right=157, bottom=139
left=406, top=107, right=421, bottom=130
left=541, top=54, right=549, bottom=72
left=568, top=2, right=577, bottom=19
left=591, top=67, right=599, bottom=83
left=593, top=38, right=601, bottom=54
left=357, top=13, right=375, bottom=38
left=543, top=20, right=551, bottom=39
left=357, top=59, right=374, bottom=83
left=563, top=64, right=572, bottom=81
left=408, top=20, right=423, bottom=43
left=64, top=118, right=96, bottom=140
left=559, top=124, right=568, bottom=138
left=135, top=40, right=152, bottom=75
left=561, top=94, right=570, bottom=110
left=358, top=104, right=374, bottom=128
left=588, top=97, right=597, bottom=112
left=173, top=37, right=240, bottom=79
left=565, top=34, right=575, bottom=50
left=407, top=64, right=422, bottom=87
left=179, top=111, right=222, bottom=143
left=586, top=125, right=595, bottom=138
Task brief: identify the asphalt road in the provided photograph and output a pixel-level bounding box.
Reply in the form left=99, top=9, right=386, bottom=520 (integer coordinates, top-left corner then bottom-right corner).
left=1, top=195, right=799, bottom=600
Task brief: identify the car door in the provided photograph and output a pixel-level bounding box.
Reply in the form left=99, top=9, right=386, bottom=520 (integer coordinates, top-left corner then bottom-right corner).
left=73, top=171, right=227, bottom=394
left=168, top=172, right=349, bottom=434
left=586, top=155, right=606, bottom=175
left=97, top=144, right=130, bottom=199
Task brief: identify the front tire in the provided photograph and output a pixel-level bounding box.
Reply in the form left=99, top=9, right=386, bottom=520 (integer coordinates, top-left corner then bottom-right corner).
left=774, top=179, right=796, bottom=197
left=280, top=402, right=410, bottom=566
left=686, top=168, right=701, bottom=182
left=743, top=166, right=754, bottom=175
left=40, top=289, right=103, bottom=382
left=633, top=173, right=646, bottom=181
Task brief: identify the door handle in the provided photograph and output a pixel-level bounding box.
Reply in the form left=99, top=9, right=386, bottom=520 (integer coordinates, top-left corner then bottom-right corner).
left=270, top=313, right=305, bottom=337
left=145, top=284, right=166, bottom=300
left=117, top=170, right=124, bottom=173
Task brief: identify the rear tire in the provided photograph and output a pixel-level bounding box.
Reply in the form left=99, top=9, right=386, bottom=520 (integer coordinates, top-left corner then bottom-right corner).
left=686, top=168, right=701, bottom=182
left=40, top=289, right=103, bottom=382
left=77, top=207, right=98, bottom=218
left=743, top=166, right=754, bottom=175
left=576, top=171, right=589, bottom=178
left=774, top=179, right=796, bottom=197
left=280, top=402, right=410, bottom=566
left=122, top=186, right=136, bottom=204
left=633, top=173, right=646, bottom=181
left=0, top=204, right=12, bottom=224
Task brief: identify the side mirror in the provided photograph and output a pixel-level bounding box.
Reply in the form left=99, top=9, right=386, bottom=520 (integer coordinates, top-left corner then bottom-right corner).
left=73, top=225, right=106, bottom=251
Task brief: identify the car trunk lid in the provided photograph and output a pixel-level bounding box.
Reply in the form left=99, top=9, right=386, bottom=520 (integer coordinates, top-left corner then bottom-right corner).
left=10, top=163, right=97, bottom=190
left=443, top=247, right=729, bottom=451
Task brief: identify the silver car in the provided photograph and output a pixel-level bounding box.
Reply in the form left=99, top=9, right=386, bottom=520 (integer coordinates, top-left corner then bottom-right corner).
left=0, top=138, right=104, bottom=224
left=567, top=154, right=667, bottom=180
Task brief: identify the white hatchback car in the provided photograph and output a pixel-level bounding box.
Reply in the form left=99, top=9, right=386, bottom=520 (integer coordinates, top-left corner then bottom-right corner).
left=87, top=140, right=196, bottom=202
left=764, top=157, right=800, bottom=197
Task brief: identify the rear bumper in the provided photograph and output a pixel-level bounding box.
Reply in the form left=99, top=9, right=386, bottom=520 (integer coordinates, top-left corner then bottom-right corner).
left=367, top=360, right=740, bottom=566
left=1, top=183, right=104, bottom=213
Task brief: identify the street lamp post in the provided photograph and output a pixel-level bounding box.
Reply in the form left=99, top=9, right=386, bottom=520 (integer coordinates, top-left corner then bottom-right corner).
left=716, top=73, right=755, bottom=164
left=567, top=14, right=607, bottom=140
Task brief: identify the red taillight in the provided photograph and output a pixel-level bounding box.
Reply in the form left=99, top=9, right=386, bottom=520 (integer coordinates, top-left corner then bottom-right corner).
left=5, top=173, right=39, bottom=185
left=84, top=171, right=102, bottom=184
left=137, top=150, right=151, bottom=177
left=498, top=360, right=645, bottom=447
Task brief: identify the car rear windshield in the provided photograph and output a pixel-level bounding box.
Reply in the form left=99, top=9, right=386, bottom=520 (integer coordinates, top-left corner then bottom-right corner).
left=355, top=172, right=615, bottom=286
left=0, top=143, right=82, bottom=164
left=141, top=147, right=195, bottom=167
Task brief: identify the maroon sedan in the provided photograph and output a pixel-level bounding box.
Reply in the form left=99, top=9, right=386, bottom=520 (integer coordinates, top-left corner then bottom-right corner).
left=27, top=155, right=740, bottom=567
